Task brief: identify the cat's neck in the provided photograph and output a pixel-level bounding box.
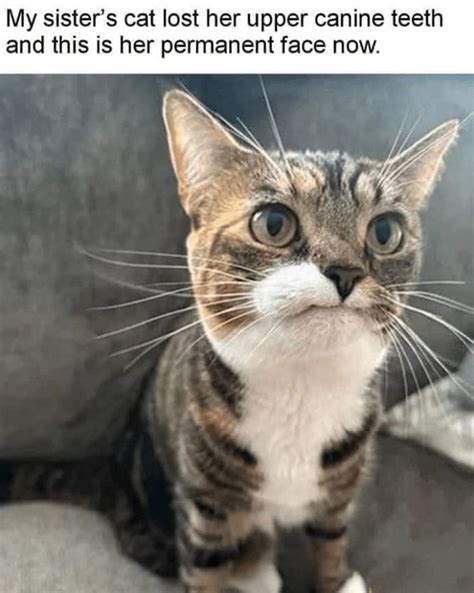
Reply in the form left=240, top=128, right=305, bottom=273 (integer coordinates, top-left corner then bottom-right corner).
left=209, top=326, right=385, bottom=514
left=209, top=322, right=386, bottom=404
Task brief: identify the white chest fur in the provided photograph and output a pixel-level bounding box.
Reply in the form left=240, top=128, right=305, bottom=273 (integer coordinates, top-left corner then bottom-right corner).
left=212, top=330, right=384, bottom=528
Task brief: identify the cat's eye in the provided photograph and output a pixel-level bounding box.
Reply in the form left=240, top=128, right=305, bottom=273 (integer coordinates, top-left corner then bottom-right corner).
left=366, top=214, right=403, bottom=255
left=249, top=204, right=298, bottom=248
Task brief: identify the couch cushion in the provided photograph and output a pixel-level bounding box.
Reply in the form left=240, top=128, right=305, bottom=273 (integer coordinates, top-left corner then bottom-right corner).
left=0, top=502, right=178, bottom=593
left=0, top=75, right=191, bottom=457
left=1, top=436, right=472, bottom=593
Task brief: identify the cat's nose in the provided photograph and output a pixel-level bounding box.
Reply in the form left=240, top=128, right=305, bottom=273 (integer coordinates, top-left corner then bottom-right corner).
left=322, top=266, right=365, bottom=301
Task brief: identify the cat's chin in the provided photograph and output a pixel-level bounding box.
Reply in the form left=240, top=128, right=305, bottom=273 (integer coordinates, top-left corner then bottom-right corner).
left=209, top=304, right=381, bottom=368
left=285, top=302, right=364, bottom=330
left=289, top=303, right=346, bottom=320
left=281, top=305, right=371, bottom=353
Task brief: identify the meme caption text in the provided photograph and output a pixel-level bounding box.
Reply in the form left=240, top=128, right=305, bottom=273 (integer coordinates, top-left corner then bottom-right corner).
left=5, top=7, right=444, bottom=58
left=0, top=0, right=471, bottom=73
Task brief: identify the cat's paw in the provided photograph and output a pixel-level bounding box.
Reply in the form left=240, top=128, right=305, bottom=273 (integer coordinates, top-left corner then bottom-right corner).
left=337, top=572, right=367, bottom=593
left=228, top=561, right=282, bottom=593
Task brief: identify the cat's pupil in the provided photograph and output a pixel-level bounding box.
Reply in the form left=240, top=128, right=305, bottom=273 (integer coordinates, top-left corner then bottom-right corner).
left=375, top=217, right=391, bottom=245
left=266, top=212, right=284, bottom=236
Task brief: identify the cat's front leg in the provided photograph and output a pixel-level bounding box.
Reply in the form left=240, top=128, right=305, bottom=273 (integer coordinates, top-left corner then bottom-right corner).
left=306, top=521, right=367, bottom=593
left=175, top=494, right=280, bottom=593
left=306, top=463, right=368, bottom=593
left=306, top=522, right=351, bottom=593
left=306, top=410, right=376, bottom=593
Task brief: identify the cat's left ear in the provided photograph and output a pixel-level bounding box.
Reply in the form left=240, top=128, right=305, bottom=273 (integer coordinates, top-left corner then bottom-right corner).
left=382, top=119, right=459, bottom=207
left=162, top=89, right=251, bottom=213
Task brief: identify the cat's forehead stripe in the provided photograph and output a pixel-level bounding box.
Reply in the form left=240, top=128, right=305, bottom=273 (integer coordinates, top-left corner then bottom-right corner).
left=286, top=163, right=325, bottom=195
left=313, top=157, right=383, bottom=207
left=287, top=152, right=366, bottom=206
left=352, top=169, right=379, bottom=204
left=347, top=165, right=364, bottom=206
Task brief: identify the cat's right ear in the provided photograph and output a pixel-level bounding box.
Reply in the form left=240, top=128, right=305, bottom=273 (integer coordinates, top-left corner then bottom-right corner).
left=381, top=119, right=459, bottom=207
left=163, top=90, right=251, bottom=213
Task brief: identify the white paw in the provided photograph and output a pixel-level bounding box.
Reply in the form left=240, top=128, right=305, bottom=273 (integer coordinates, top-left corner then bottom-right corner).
left=228, top=561, right=281, bottom=593
left=337, top=572, right=367, bottom=593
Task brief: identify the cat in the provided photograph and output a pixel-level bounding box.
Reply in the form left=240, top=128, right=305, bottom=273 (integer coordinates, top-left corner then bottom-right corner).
left=0, top=89, right=459, bottom=593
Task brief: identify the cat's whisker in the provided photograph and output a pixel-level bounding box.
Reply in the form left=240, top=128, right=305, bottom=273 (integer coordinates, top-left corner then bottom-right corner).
left=91, top=288, right=253, bottom=311
left=381, top=112, right=470, bottom=192
left=92, top=271, right=183, bottom=296
left=111, top=319, right=202, bottom=358
left=388, top=314, right=450, bottom=424
left=385, top=327, right=411, bottom=428
left=393, top=317, right=445, bottom=389
left=403, top=333, right=473, bottom=390
left=384, top=294, right=473, bottom=349
left=377, top=113, right=408, bottom=185
left=81, top=248, right=253, bottom=284
left=98, top=303, right=201, bottom=339
left=395, top=290, right=474, bottom=314
left=381, top=132, right=452, bottom=191
left=382, top=129, right=457, bottom=192
left=111, top=302, right=255, bottom=360
left=124, top=305, right=255, bottom=370
left=92, top=275, right=250, bottom=303
left=90, top=286, right=198, bottom=311
left=377, top=115, right=421, bottom=190
left=243, top=313, right=288, bottom=367
left=387, top=280, right=465, bottom=288
left=399, top=326, right=474, bottom=416
left=124, top=328, right=198, bottom=370
left=83, top=250, right=188, bottom=270
left=377, top=113, right=420, bottom=190
left=379, top=352, right=389, bottom=410
left=228, top=311, right=280, bottom=367
left=207, top=105, right=288, bottom=185
left=396, top=315, right=473, bottom=387
left=395, top=114, right=422, bottom=154
left=235, top=117, right=273, bottom=162
left=397, top=329, right=433, bottom=427
left=175, top=307, right=262, bottom=365
left=201, top=89, right=289, bottom=181
left=384, top=180, right=429, bottom=199
left=174, top=80, right=283, bottom=179
left=383, top=122, right=459, bottom=187
left=91, top=248, right=265, bottom=279
left=393, top=314, right=474, bottom=401
left=143, top=280, right=194, bottom=287
left=98, top=297, right=253, bottom=340
left=259, top=75, right=294, bottom=182
left=234, top=115, right=292, bottom=184
left=387, top=320, right=427, bottom=427
left=147, top=280, right=246, bottom=289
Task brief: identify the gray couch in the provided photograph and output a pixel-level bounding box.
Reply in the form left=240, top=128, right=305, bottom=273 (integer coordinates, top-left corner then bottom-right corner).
left=0, top=75, right=472, bottom=592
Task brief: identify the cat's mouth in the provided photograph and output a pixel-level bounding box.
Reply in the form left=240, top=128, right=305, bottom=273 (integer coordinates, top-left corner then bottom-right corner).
left=285, top=301, right=369, bottom=328
left=289, top=302, right=348, bottom=318
left=291, top=304, right=335, bottom=318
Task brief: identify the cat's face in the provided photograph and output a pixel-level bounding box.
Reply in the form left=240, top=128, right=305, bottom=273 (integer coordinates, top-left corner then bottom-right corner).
left=163, top=90, right=458, bottom=363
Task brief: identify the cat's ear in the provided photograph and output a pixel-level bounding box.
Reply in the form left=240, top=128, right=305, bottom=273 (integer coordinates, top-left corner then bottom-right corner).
left=382, top=120, right=459, bottom=206
left=163, top=90, right=251, bottom=212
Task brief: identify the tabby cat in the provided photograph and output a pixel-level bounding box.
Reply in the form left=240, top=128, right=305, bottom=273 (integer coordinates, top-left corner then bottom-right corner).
left=0, top=90, right=459, bottom=593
